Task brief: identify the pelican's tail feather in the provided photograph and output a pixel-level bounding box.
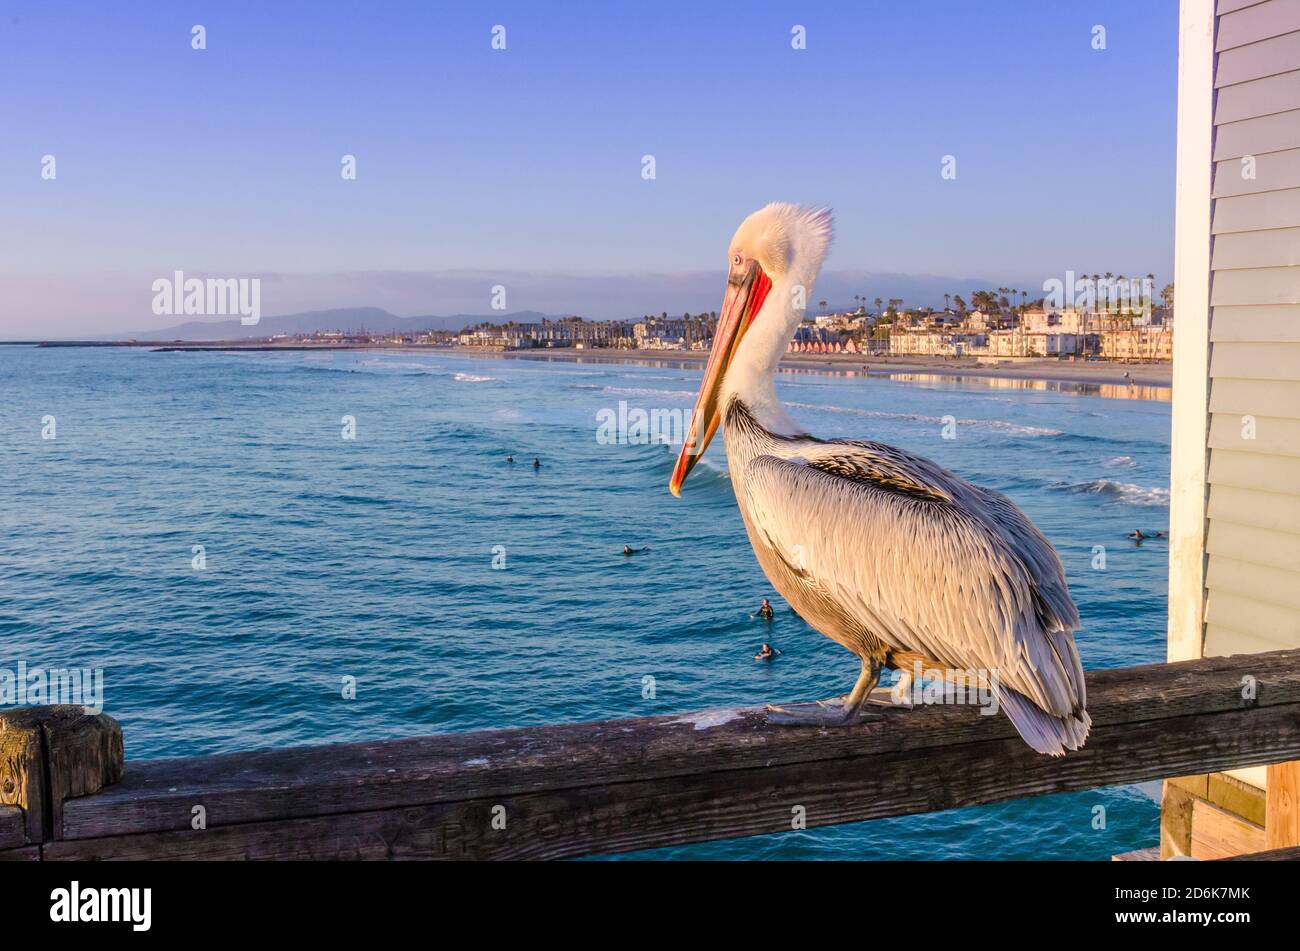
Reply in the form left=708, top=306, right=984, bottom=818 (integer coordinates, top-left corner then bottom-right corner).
left=997, top=686, right=1092, bottom=757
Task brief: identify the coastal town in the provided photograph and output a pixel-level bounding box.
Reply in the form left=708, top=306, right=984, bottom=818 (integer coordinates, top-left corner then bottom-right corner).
left=266, top=282, right=1174, bottom=364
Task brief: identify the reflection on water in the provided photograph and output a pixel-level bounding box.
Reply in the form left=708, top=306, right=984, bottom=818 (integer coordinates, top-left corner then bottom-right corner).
left=506, top=352, right=1170, bottom=403
left=882, top=372, right=1171, bottom=403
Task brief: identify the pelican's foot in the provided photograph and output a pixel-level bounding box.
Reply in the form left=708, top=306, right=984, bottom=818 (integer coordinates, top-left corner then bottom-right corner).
left=867, top=685, right=914, bottom=708
left=764, top=697, right=883, bottom=726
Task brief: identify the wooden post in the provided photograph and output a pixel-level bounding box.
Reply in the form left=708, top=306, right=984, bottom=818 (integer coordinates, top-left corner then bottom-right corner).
left=1159, top=776, right=1202, bottom=859
left=1266, top=761, right=1300, bottom=850
left=0, top=706, right=123, bottom=851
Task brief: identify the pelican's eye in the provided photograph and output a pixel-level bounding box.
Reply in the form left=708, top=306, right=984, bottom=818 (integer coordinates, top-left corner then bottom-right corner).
left=731, top=254, right=742, bottom=267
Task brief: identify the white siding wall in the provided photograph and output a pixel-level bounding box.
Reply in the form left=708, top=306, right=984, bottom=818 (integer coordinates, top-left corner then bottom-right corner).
left=1171, top=0, right=1300, bottom=793
left=1205, top=0, right=1300, bottom=661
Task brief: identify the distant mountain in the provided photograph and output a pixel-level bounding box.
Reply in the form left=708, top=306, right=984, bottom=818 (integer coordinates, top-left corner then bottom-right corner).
left=110, top=308, right=560, bottom=342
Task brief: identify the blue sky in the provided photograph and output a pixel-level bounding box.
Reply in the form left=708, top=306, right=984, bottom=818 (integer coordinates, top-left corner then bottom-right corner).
left=0, top=0, right=1179, bottom=336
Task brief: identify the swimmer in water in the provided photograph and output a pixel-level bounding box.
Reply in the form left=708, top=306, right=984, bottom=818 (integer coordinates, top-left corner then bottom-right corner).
left=506, top=454, right=514, bottom=464
left=755, top=643, right=781, bottom=661
left=1128, top=528, right=1145, bottom=541
left=758, top=598, right=774, bottom=621
left=533, top=458, right=541, bottom=470
left=622, top=545, right=650, bottom=556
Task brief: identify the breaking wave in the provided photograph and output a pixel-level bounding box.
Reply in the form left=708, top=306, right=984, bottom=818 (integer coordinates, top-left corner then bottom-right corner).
left=785, top=401, right=1063, bottom=437
left=603, top=385, right=696, bottom=401
left=1054, top=479, right=1169, bottom=507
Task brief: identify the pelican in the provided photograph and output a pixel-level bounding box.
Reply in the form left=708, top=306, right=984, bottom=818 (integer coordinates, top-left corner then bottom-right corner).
left=669, top=203, right=1089, bottom=755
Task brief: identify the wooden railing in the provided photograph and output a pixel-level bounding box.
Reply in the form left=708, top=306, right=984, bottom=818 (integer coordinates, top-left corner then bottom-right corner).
left=3, top=649, right=1300, bottom=860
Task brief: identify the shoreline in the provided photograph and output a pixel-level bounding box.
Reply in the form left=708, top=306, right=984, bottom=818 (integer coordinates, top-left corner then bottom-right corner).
left=26, top=340, right=1173, bottom=398
left=486, top=347, right=1172, bottom=389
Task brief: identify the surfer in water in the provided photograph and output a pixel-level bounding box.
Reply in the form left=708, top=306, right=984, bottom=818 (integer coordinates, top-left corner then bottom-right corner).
left=506, top=454, right=514, bottom=464
left=622, top=545, right=650, bottom=556
left=755, top=643, right=781, bottom=661
left=533, top=457, right=541, bottom=470
left=757, top=598, right=775, bottom=621
left=1128, top=529, right=1168, bottom=543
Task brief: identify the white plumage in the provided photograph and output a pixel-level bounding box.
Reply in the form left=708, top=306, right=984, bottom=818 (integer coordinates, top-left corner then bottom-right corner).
left=671, top=203, right=1090, bottom=755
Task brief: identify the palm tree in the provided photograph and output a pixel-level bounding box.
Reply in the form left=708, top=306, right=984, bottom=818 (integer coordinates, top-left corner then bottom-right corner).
left=953, top=295, right=967, bottom=314
left=944, top=292, right=951, bottom=312
left=873, top=297, right=883, bottom=316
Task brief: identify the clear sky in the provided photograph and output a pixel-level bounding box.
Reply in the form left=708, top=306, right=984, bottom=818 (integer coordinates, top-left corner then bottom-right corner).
left=0, top=0, right=1179, bottom=337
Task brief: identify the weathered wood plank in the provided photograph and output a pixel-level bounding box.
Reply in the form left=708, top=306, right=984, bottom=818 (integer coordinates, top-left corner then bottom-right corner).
left=58, top=649, right=1300, bottom=846
left=1112, top=847, right=1160, bottom=861
left=1192, top=799, right=1267, bottom=858
left=0, top=706, right=124, bottom=845
left=1265, top=760, right=1300, bottom=848
left=1209, top=771, right=1267, bottom=826
left=0, top=710, right=50, bottom=843
left=42, top=654, right=1300, bottom=860
left=0, top=805, right=26, bottom=850
left=1161, top=781, right=1197, bottom=858
left=1221, top=845, right=1300, bottom=860
left=0, top=845, right=41, bottom=862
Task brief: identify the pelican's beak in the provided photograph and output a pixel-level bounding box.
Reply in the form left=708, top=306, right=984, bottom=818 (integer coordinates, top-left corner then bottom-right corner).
left=670, top=258, right=773, bottom=496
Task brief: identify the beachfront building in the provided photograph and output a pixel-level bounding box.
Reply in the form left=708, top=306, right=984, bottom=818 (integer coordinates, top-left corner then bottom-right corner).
left=1098, top=325, right=1174, bottom=362
left=788, top=325, right=859, bottom=354
left=1159, top=0, right=1300, bottom=859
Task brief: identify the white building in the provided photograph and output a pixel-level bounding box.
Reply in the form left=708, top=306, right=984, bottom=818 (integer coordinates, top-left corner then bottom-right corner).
left=1162, top=0, right=1300, bottom=859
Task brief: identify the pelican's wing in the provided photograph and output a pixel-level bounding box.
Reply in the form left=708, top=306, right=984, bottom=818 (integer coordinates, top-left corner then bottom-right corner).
left=740, top=442, right=1088, bottom=751
left=834, top=439, right=1080, bottom=631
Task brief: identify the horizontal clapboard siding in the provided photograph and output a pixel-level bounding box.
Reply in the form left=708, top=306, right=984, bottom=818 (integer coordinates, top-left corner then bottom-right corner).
left=1218, top=29, right=1300, bottom=86
left=1208, top=483, right=1300, bottom=533
left=1209, top=412, right=1300, bottom=455
left=1211, top=267, right=1300, bottom=305
left=1206, top=553, right=1300, bottom=611
left=1210, top=341, right=1300, bottom=377
left=1209, top=376, right=1300, bottom=413
left=1215, top=71, right=1300, bottom=123
left=1206, top=590, right=1300, bottom=642
left=1210, top=304, right=1300, bottom=340
left=1205, top=0, right=1300, bottom=657
left=1205, top=623, right=1295, bottom=657
left=1211, top=226, right=1300, bottom=267
left=1207, top=519, right=1300, bottom=573
left=1213, top=146, right=1300, bottom=196
left=1208, top=447, right=1300, bottom=494
left=1214, top=109, right=1300, bottom=159
left=1218, top=1, right=1300, bottom=52
left=1213, top=186, right=1300, bottom=232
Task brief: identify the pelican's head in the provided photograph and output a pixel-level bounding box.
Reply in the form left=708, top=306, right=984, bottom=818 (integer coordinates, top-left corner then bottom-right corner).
left=670, top=203, right=833, bottom=496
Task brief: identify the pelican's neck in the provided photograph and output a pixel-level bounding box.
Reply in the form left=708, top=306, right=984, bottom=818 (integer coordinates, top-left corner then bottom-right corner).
left=720, top=274, right=809, bottom=439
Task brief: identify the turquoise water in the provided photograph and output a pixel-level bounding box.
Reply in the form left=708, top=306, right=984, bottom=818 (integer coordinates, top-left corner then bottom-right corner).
left=0, top=345, right=1172, bottom=859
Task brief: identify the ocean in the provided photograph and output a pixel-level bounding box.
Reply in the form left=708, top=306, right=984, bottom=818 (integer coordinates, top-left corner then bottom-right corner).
left=0, top=344, right=1173, bottom=859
